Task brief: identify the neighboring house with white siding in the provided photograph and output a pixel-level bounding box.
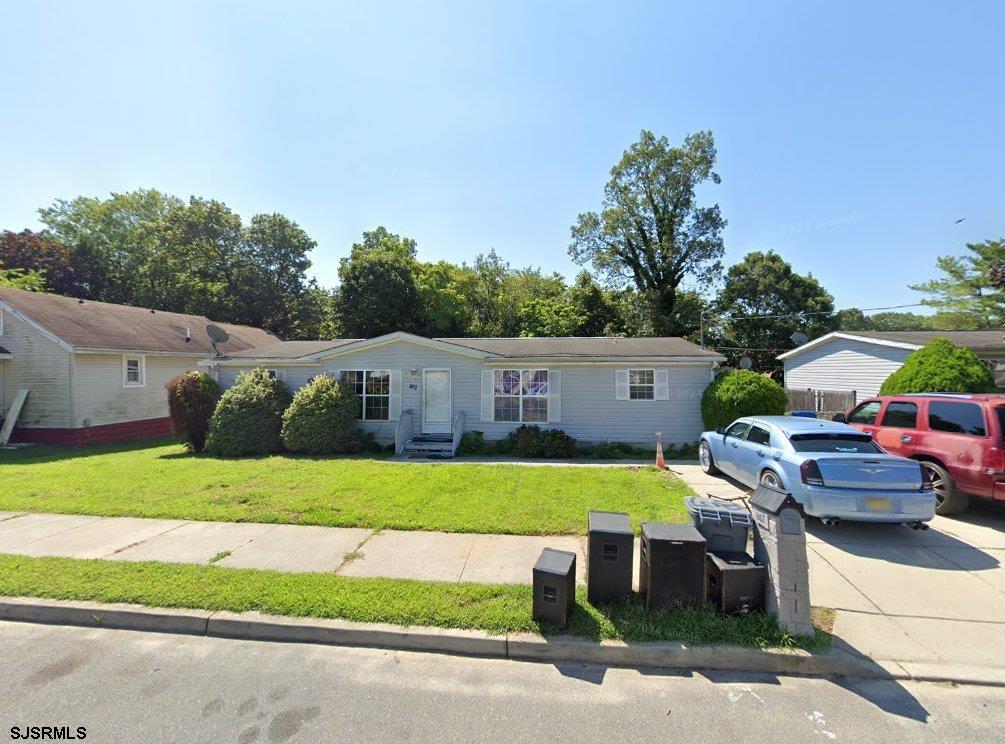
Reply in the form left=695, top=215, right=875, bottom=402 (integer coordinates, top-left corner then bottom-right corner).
left=203, top=332, right=725, bottom=455
left=0, top=288, right=276, bottom=445
left=779, top=330, right=1005, bottom=404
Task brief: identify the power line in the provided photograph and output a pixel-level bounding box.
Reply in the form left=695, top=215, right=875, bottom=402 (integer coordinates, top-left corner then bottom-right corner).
left=708, top=302, right=927, bottom=322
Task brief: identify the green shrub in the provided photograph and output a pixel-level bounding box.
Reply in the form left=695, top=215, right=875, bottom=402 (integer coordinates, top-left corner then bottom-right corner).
left=502, top=425, right=579, bottom=458
left=165, top=371, right=222, bottom=452
left=879, top=338, right=997, bottom=395
left=205, top=368, right=292, bottom=457
left=701, top=369, right=787, bottom=431
left=457, top=431, right=487, bottom=456
left=281, top=375, right=362, bottom=454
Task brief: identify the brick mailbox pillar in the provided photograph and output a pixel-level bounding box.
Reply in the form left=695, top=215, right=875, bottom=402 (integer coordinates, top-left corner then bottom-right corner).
left=748, top=483, right=814, bottom=637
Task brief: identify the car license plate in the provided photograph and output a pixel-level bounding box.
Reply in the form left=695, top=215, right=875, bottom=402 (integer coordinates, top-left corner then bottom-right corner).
left=866, top=498, right=892, bottom=512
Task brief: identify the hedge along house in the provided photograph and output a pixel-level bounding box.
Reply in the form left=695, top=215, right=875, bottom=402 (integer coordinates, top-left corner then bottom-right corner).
left=201, top=332, right=725, bottom=456
left=779, top=330, right=1005, bottom=407
left=0, top=288, right=277, bottom=445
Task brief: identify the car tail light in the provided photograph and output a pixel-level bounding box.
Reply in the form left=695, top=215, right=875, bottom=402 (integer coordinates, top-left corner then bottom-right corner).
left=920, top=464, right=934, bottom=491
left=983, top=447, right=1005, bottom=475
left=800, top=459, right=825, bottom=486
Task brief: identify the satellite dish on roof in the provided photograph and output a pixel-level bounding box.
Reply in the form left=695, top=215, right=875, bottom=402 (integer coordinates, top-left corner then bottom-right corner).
left=739, top=356, right=753, bottom=370
left=791, top=332, right=809, bottom=347
left=206, top=324, right=230, bottom=357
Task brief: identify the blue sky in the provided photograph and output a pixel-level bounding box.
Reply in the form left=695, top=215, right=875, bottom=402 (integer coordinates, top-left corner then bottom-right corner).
left=2, top=1, right=1002, bottom=311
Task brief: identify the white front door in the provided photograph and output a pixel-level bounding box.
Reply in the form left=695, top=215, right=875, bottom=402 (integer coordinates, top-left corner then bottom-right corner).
left=422, top=369, right=451, bottom=434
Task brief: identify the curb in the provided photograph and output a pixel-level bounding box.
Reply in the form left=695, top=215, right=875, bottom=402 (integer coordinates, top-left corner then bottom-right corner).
left=2, top=597, right=1002, bottom=687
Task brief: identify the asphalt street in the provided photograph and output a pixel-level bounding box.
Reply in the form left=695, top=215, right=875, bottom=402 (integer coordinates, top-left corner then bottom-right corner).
left=1, top=621, right=1003, bottom=743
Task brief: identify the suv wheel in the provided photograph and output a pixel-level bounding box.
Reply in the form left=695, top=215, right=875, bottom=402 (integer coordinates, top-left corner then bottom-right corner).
left=699, top=441, right=720, bottom=475
left=922, top=461, right=970, bottom=515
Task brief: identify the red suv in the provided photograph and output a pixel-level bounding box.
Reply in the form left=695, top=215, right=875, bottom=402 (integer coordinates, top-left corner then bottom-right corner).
left=836, top=393, right=1005, bottom=515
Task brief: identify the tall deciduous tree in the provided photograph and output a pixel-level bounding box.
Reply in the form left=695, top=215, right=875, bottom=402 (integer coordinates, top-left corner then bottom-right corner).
left=715, top=251, right=836, bottom=372
left=569, top=130, right=725, bottom=335
left=910, top=238, right=1005, bottom=328
left=334, top=250, right=423, bottom=337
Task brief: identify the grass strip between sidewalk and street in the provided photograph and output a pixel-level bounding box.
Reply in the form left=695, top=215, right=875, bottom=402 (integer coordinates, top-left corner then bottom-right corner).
left=0, top=554, right=828, bottom=650
left=0, top=440, right=690, bottom=535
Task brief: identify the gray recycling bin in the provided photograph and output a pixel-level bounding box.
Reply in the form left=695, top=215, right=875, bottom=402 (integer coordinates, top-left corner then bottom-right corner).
left=587, top=510, right=633, bottom=605
left=684, top=496, right=751, bottom=555
left=533, top=548, right=576, bottom=629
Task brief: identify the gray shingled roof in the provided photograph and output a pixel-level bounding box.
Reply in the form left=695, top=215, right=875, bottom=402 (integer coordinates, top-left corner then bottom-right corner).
left=225, top=334, right=722, bottom=360
left=846, top=330, right=1005, bottom=351
left=0, top=288, right=279, bottom=355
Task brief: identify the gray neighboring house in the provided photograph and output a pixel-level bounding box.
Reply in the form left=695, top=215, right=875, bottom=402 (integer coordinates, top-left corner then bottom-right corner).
left=779, top=330, right=1005, bottom=404
left=202, top=332, right=725, bottom=455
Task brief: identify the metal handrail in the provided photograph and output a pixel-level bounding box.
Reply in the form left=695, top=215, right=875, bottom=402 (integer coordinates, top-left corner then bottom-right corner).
left=451, top=411, right=465, bottom=453
left=395, top=409, right=414, bottom=455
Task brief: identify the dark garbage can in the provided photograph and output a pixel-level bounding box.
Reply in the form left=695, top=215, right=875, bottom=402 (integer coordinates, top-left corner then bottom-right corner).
left=533, top=548, right=577, bottom=629
left=790, top=410, right=817, bottom=419
left=705, top=552, right=765, bottom=614
left=640, top=522, right=706, bottom=610
left=684, top=496, right=751, bottom=555
left=587, top=510, right=634, bottom=605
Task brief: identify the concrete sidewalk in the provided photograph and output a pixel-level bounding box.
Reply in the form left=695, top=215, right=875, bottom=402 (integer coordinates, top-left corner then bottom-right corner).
left=669, top=463, right=1005, bottom=678
left=0, top=511, right=588, bottom=585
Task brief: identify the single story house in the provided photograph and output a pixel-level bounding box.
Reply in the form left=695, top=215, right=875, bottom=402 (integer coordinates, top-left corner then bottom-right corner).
left=202, top=332, right=725, bottom=455
left=778, top=330, right=1005, bottom=405
left=0, top=288, right=277, bottom=445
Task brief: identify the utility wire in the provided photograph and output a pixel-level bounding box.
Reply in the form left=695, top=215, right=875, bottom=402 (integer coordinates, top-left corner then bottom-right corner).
left=706, top=301, right=927, bottom=323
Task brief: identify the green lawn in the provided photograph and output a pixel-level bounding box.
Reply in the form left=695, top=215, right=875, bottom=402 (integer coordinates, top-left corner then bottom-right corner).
left=0, top=440, right=691, bottom=535
left=0, top=554, right=827, bottom=649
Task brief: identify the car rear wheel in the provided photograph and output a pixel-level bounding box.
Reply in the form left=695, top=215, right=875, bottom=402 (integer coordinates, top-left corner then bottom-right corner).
left=922, top=460, right=969, bottom=515
left=759, top=470, right=782, bottom=489
left=699, top=441, right=720, bottom=475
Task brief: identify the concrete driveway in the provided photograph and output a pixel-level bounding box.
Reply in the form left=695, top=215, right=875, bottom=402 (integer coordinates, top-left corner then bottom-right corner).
left=670, top=461, right=1005, bottom=677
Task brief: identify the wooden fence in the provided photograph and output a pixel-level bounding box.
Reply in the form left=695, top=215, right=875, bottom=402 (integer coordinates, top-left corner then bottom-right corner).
left=786, top=388, right=856, bottom=415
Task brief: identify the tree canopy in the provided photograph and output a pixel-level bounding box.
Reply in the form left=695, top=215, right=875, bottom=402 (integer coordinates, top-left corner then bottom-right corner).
left=879, top=339, right=997, bottom=395
left=713, top=251, right=835, bottom=372
left=569, top=130, right=725, bottom=336
left=910, top=238, right=1004, bottom=329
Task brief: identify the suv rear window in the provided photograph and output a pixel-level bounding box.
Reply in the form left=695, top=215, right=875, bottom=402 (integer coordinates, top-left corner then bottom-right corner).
left=998, top=407, right=1005, bottom=441
left=928, top=401, right=986, bottom=437
left=789, top=434, right=882, bottom=454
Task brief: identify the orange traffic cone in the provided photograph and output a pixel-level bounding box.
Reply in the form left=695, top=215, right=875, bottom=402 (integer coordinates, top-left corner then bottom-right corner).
left=655, top=433, right=665, bottom=469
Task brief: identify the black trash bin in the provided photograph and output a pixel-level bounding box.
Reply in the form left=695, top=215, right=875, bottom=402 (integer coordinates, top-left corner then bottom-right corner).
left=705, top=552, right=765, bottom=614
left=640, top=522, right=706, bottom=610
left=587, top=510, right=634, bottom=605
left=533, top=548, right=576, bottom=628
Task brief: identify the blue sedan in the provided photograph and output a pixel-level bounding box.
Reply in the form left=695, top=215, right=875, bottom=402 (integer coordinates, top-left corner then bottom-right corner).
left=698, top=416, right=936, bottom=525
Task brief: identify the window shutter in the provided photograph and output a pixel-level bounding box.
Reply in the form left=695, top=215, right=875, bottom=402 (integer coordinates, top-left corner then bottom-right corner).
left=389, top=370, right=402, bottom=420
left=547, top=370, right=561, bottom=422
left=480, top=369, right=495, bottom=422
left=615, top=369, right=629, bottom=400
left=654, top=369, right=670, bottom=400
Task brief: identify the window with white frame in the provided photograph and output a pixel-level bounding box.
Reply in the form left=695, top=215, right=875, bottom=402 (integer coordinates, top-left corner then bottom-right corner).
left=628, top=369, right=655, bottom=400
left=122, top=356, right=145, bottom=387
left=339, top=370, right=390, bottom=420
left=493, top=369, right=548, bottom=422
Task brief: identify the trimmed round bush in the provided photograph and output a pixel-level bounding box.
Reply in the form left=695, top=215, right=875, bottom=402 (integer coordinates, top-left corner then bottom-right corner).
left=165, top=371, right=222, bottom=452
left=205, top=368, right=292, bottom=457
left=701, top=369, right=787, bottom=430
left=879, top=338, right=996, bottom=395
left=281, top=375, right=361, bottom=454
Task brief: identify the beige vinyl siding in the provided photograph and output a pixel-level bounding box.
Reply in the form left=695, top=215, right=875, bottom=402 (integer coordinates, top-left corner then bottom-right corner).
left=0, top=308, right=73, bottom=428
left=73, top=353, right=198, bottom=427
left=216, top=339, right=715, bottom=445
left=783, top=338, right=912, bottom=400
